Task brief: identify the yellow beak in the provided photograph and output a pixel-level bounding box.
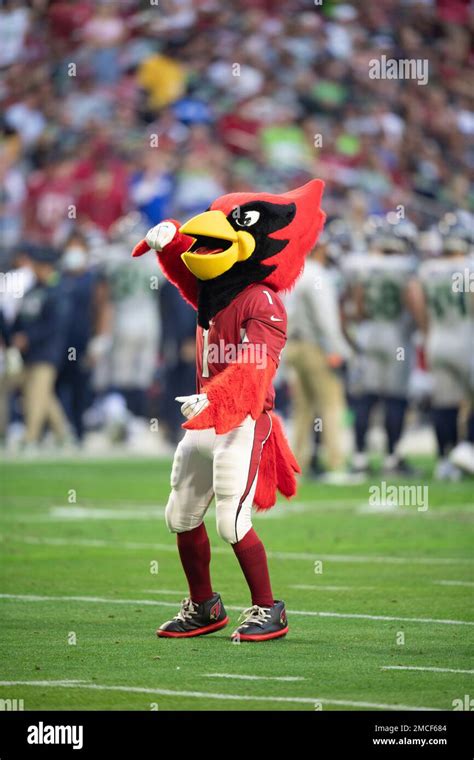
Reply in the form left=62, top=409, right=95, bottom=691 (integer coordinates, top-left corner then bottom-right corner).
left=179, top=210, right=255, bottom=280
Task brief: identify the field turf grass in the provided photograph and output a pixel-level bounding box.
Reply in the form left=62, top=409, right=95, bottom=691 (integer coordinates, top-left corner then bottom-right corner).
left=0, top=457, right=473, bottom=711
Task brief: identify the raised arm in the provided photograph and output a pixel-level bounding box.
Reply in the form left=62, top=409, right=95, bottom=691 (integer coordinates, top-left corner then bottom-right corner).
left=132, top=219, right=198, bottom=309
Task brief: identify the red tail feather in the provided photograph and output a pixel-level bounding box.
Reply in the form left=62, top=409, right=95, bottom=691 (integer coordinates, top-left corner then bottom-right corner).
left=254, top=412, right=301, bottom=511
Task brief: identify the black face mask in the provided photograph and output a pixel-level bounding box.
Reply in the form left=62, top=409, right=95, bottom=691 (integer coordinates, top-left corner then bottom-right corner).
left=196, top=201, right=296, bottom=328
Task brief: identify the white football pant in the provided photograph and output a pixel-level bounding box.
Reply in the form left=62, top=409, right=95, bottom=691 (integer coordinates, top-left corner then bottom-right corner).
left=165, top=413, right=272, bottom=544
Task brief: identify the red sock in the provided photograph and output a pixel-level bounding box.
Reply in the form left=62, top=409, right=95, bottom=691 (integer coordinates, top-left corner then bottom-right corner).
left=232, top=528, right=274, bottom=608
left=177, top=523, right=213, bottom=604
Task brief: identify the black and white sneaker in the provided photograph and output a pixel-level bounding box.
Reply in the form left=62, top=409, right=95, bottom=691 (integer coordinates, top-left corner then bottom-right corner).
left=157, top=593, right=228, bottom=638
left=231, top=601, right=288, bottom=642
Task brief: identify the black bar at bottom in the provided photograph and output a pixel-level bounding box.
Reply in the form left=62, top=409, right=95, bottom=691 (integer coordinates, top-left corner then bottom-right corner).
left=0, top=710, right=472, bottom=757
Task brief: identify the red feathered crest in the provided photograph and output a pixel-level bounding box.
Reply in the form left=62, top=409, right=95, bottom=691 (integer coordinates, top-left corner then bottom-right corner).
left=209, top=179, right=326, bottom=292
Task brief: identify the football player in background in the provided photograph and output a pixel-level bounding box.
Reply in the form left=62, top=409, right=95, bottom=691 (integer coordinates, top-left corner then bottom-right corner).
left=409, top=214, right=474, bottom=479
left=343, top=217, right=419, bottom=476
left=56, top=231, right=111, bottom=443
left=91, top=213, right=161, bottom=441
left=286, top=228, right=353, bottom=480
left=0, top=243, right=35, bottom=445
left=10, top=245, right=69, bottom=449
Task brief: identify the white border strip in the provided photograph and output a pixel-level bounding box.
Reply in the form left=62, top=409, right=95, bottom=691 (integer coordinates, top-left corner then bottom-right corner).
left=0, top=679, right=438, bottom=711
left=203, top=673, right=305, bottom=682
left=4, top=536, right=474, bottom=566
left=434, top=580, right=474, bottom=588
left=289, top=584, right=374, bottom=591
left=0, top=593, right=472, bottom=626
left=381, top=666, right=474, bottom=675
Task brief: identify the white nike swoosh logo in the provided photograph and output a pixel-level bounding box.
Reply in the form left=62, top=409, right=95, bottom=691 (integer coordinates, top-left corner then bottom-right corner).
left=270, top=315, right=283, bottom=322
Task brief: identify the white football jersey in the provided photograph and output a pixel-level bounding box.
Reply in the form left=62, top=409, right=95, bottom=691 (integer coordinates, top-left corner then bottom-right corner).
left=418, top=255, right=473, bottom=329
left=343, top=252, right=417, bottom=396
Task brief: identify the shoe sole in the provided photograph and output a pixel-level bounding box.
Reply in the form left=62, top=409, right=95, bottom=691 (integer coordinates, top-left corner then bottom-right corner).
left=156, top=616, right=229, bottom=638
left=232, top=626, right=289, bottom=642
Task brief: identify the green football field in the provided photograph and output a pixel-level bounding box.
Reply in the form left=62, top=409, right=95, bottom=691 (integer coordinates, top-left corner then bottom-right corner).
left=0, top=457, right=473, bottom=711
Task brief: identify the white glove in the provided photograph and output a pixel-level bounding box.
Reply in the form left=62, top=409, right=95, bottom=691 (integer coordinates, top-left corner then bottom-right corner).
left=145, top=221, right=177, bottom=252
left=175, top=393, right=209, bottom=420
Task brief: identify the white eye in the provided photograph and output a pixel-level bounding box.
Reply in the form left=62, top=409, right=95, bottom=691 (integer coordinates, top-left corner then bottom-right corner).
left=233, top=209, right=260, bottom=228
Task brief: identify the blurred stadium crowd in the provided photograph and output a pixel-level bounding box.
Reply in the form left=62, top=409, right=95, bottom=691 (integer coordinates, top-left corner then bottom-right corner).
left=0, top=0, right=472, bottom=478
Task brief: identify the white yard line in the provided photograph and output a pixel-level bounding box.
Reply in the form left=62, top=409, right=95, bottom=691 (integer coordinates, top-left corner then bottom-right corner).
left=289, top=584, right=374, bottom=591
left=434, top=580, right=474, bottom=588
left=203, top=673, right=305, bottom=682
left=294, top=610, right=474, bottom=625
left=357, top=503, right=400, bottom=515
left=49, top=506, right=166, bottom=521
left=4, top=535, right=473, bottom=566
left=267, top=550, right=473, bottom=565
left=357, top=503, right=474, bottom=518
left=0, top=679, right=438, bottom=711
left=294, top=610, right=474, bottom=626
left=0, top=593, right=472, bottom=626
left=381, top=666, right=474, bottom=675
left=5, top=500, right=472, bottom=523
left=141, top=589, right=187, bottom=595
left=0, top=593, right=174, bottom=606
left=13, top=536, right=158, bottom=549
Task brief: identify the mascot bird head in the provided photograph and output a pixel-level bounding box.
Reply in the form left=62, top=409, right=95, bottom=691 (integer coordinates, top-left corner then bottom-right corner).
left=179, top=178, right=326, bottom=293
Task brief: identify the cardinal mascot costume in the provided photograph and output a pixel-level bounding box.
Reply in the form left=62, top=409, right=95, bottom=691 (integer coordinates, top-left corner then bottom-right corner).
left=132, top=179, right=325, bottom=641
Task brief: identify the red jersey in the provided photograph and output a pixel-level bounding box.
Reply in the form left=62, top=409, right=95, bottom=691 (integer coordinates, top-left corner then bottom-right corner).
left=26, top=173, right=75, bottom=244
left=196, top=283, right=287, bottom=410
